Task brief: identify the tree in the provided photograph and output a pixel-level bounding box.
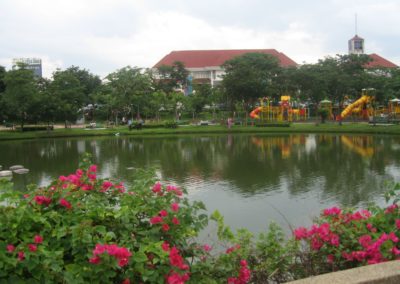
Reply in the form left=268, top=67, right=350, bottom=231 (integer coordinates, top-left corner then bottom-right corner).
left=0, top=66, right=6, bottom=122
left=154, top=61, right=189, bottom=95
left=105, top=66, right=153, bottom=123
left=49, top=69, right=85, bottom=126
left=63, top=66, right=102, bottom=105
left=3, top=67, right=39, bottom=128
left=222, top=53, right=282, bottom=118
left=35, top=77, right=59, bottom=126
left=186, top=84, right=212, bottom=119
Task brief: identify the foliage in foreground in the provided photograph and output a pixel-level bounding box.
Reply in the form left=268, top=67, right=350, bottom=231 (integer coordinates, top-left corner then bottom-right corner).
left=1, top=156, right=400, bottom=283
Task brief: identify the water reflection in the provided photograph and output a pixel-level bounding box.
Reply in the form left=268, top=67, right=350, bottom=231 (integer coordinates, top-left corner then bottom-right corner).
left=1, top=134, right=400, bottom=232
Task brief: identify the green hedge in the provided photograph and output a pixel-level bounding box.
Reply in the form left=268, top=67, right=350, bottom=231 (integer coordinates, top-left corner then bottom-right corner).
left=16, top=125, right=54, bottom=131
left=255, top=122, right=290, bottom=127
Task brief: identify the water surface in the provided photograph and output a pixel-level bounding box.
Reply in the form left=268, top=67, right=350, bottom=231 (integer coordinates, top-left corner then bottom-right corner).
left=1, top=134, right=400, bottom=233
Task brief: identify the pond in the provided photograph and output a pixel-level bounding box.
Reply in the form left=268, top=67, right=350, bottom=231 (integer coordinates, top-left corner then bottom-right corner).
left=1, top=134, right=400, bottom=233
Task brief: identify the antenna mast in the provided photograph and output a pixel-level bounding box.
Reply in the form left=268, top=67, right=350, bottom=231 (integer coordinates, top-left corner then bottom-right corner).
left=355, top=13, right=358, bottom=35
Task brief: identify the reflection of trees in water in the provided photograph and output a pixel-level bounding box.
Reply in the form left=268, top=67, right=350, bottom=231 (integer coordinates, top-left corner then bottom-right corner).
left=2, top=135, right=400, bottom=205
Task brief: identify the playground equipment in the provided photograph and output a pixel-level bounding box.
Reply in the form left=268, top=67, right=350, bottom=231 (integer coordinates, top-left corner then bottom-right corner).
left=250, top=96, right=308, bottom=122
left=319, top=99, right=333, bottom=119
left=337, top=88, right=375, bottom=121
left=388, top=98, right=400, bottom=119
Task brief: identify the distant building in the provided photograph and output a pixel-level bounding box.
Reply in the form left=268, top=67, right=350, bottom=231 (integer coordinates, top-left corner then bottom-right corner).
left=12, top=58, right=42, bottom=77
left=153, top=49, right=297, bottom=87
left=348, top=35, right=397, bottom=69
left=348, top=35, right=364, bottom=55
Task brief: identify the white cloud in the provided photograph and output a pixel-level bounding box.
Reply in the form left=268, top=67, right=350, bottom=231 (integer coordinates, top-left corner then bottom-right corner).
left=1, top=0, right=399, bottom=76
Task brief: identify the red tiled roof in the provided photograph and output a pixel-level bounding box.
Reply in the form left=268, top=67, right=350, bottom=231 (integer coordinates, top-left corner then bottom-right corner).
left=153, top=49, right=297, bottom=68
left=365, top=53, right=398, bottom=69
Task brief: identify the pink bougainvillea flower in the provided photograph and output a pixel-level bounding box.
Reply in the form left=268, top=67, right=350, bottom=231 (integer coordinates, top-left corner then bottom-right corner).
left=88, top=165, right=97, bottom=173
left=87, top=173, right=97, bottom=181
left=114, top=182, right=125, bottom=190
left=150, top=216, right=163, bottom=224
left=166, top=185, right=183, bottom=196
left=34, top=195, right=52, bottom=206
left=226, top=244, right=241, bottom=254
left=359, top=235, right=372, bottom=249
left=169, top=247, right=189, bottom=270
left=388, top=232, right=399, bottom=243
left=172, top=217, right=180, bottom=225
left=228, top=259, right=251, bottom=284
left=89, top=255, right=101, bottom=264
left=121, top=279, right=130, bottom=284
left=89, top=244, right=132, bottom=267
left=162, top=241, right=170, bottom=252
left=159, top=210, right=168, bottom=217
left=28, top=244, right=37, bottom=252
left=18, top=251, right=25, bottom=261
left=330, top=234, right=340, bottom=247
left=59, top=198, right=72, bottom=209
left=162, top=224, right=170, bottom=232
left=293, top=227, right=308, bottom=240
left=101, top=181, right=113, bottom=191
left=167, top=272, right=190, bottom=284
left=6, top=244, right=15, bottom=253
left=396, top=219, right=400, bottom=230
left=366, top=223, right=376, bottom=232
left=81, top=184, right=94, bottom=191
left=392, top=247, right=400, bottom=255
left=327, top=254, right=335, bottom=263
left=239, top=260, right=251, bottom=283
left=34, top=235, right=43, bottom=244
left=323, top=206, right=341, bottom=216
left=171, top=203, right=179, bottom=212
left=75, top=169, right=84, bottom=177
left=385, top=204, right=398, bottom=214
left=59, top=175, right=68, bottom=182
left=203, top=244, right=212, bottom=252
left=152, top=182, right=162, bottom=193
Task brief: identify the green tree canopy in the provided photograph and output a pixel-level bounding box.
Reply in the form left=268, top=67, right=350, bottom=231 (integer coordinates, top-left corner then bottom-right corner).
left=222, top=53, right=282, bottom=112
left=154, top=61, right=189, bottom=95
left=105, top=66, right=153, bottom=121
left=49, top=69, right=85, bottom=125
left=3, top=67, right=39, bottom=128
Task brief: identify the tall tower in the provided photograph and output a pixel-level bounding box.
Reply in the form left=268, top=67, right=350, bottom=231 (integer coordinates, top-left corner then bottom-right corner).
left=348, top=14, right=364, bottom=55
left=348, top=35, right=364, bottom=55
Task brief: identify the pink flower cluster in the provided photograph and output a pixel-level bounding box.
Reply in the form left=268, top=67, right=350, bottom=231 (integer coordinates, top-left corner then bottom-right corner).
left=6, top=235, right=43, bottom=261
left=294, top=223, right=340, bottom=250
left=89, top=244, right=132, bottom=267
left=226, top=244, right=241, bottom=254
left=295, top=205, right=400, bottom=266
left=149, top=201, right=180, bottom=232
left=162, top=241, right=190, bottom=284
left=227, top=260, right=251, bottom=284
left=34, top=195, right=52, bottom=206
left=342, top=232, right=399, bottom=264
left=152, top=182, right=183, bottom=197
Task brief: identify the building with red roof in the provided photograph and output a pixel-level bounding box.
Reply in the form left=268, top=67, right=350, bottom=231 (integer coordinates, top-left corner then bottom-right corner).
left=348, top=34, right=398, bottom=69
left=153, top=49, right=297, bottom=87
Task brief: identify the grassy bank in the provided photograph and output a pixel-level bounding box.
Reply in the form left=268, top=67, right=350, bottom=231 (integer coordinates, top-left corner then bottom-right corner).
left=1, top=122, right=400, bottom=141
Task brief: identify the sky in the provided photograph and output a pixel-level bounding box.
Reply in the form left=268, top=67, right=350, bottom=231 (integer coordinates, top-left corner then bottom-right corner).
left=1, top=0, right=399, bottom=78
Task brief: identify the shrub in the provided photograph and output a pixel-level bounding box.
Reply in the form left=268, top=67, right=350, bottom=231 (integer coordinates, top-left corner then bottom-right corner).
left=2, top=153, right=400, bottom=283
left=0, top=155, right=209, bottom=283
left=164, top=121, right=178, bottom=129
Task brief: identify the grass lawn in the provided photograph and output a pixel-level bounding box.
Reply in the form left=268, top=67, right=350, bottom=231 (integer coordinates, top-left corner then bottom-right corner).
left=1, top=122, right=400, bottom=141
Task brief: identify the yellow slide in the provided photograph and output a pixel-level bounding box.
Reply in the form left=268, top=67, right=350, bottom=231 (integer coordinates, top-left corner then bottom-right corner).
left=338, top=95, right=370, bottom=120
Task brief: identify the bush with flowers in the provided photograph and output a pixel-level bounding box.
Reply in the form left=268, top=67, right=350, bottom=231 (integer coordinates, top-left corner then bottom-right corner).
left=1, top=153, right=400, bottom=283
left=0, top=154, right=257, bottom=283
